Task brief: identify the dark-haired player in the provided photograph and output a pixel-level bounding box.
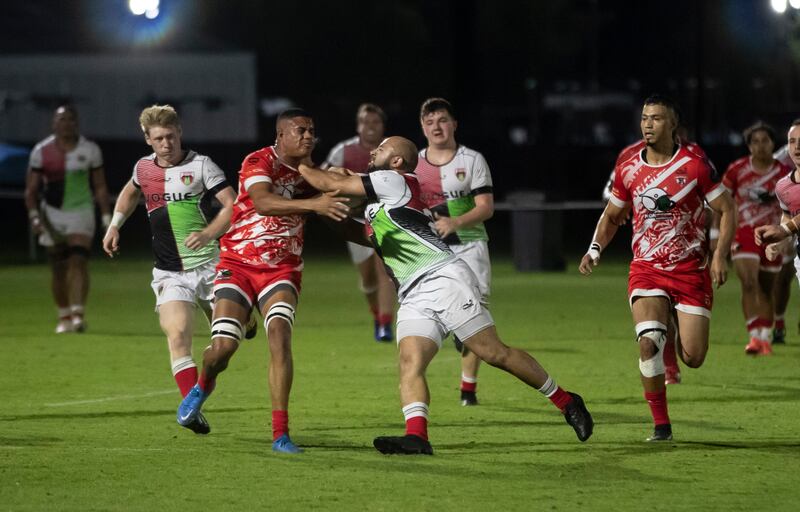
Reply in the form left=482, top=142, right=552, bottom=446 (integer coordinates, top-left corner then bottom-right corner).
left=579, top=95, right=737, bottom=441
left=176, top=109, right=350, bottom=453
left=322, top=103, right=396, bottom=342
left=415, top=97, right=494, bottom=406
left=25, top=105, right=111, bottom=333
left=722, top=122, right=790, bottom=355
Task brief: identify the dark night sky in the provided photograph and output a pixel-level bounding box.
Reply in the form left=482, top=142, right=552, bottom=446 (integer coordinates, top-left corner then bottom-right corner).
left=2, top=1, right=799, bottom=197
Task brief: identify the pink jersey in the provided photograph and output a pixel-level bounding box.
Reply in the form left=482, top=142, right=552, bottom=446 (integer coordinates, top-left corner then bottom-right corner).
left=722, top=156, right=789, bottom=228
left=776, top=171, right=800, bottom=217
left=219, top=146, right=313, bottom=269
left=610, top=144, right=725, bottom=272
left=323, top=136, right=371, bottom=172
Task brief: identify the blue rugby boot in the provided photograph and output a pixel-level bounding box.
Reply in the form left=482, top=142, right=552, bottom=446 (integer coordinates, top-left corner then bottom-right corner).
left=177, top=384, right=208, bottom=429
left=272, top=433, right=303, bottom=454
left=374, top=321, right=393, bottom=343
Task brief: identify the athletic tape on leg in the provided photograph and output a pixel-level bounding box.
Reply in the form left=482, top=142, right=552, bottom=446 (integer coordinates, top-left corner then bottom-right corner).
left=636, top=321, right=667, bottom=378
left=265, top=302, right=295, bottom=331
left=211, top=317, right=243, bottom=342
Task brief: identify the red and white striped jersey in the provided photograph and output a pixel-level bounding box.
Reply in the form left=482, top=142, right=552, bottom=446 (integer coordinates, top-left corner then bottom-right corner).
left=610, top=145, right=725, bottom=272
left=776, top=171, right=800, bottom=217
left=722, top=156, right=789, bottom=228
left=219, top=146, right=313, bottom=269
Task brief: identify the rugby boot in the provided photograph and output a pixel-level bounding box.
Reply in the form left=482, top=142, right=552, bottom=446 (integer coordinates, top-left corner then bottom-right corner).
left=55, top=318, right=73, bottom=334
left=745, top=337, right=762, bottom=355
left=184, top=411, right=211, bottom=435
left=759, top=340, right=773, bottom=356
left=563, top=392, right=593, bottom=442
left=244, top=313, right=258, bottom=340
left=177, top=384, right=208, bottom=429
left=665, top=365, right=681, bottom=385
left=374, top=321, right=393, bottom=342
left=272, top=433, right=303, bottom=454
left=646, top=424, right=673, bottom=442
left=460, top=390, right=479, bottom=406
left=373, top=434, right=433, bottom=455
left=772, top=327, right=786, bottom=345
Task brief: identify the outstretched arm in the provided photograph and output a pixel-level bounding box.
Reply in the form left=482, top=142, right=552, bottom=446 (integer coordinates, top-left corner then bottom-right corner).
left=578, top=201, right=630, bottom=275
left=298, top=164, right=366, bottom=197
left=248, top=181, right=350, bottom=221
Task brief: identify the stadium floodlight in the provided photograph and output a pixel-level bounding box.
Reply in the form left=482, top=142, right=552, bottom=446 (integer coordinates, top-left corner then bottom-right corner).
left=129, top=0, right=159, bottom=16
left=771, top=0, right=788, bottom=13
left=791, top=0, right=800, bottom=9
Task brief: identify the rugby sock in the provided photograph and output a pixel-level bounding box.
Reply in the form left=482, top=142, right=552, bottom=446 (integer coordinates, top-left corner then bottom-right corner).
left=377, top=313, right=393, bottom=326
left=460, top=373, right=477, bottom=393
left=272, top=410, right=289, bottom=441
left=775, top=315, right=785, bottom=331
left=171, top=356, right=198, bottom=397
left=537, top=376, right=572, bottom=411
left=758, top=326, right=772, bottom=345
left=70, top=304, right=84, bottom=317
left=57, top=307, right=71, bottom=321
left=197, top=371, right=216, bottom=395
left=746, top=316, right=760, bottom=339
left=402, top=402, right=429, bottom=440
left=645, top=390, right=670, bottom=426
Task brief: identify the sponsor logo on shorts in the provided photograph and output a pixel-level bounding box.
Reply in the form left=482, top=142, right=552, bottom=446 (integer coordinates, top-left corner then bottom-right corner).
left=216, top=269, right=232, bottom=280
left=461, top=299, right=474, bottom=310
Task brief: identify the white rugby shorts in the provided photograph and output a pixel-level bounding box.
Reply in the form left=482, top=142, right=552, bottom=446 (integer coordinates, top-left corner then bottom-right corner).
left=39, top=204, right=95, bottom=247
left=449, top=240, right=491, bottom=302
left=151, top=259, right=216, bottom=310
left=396, top=258, right=494, bottom=347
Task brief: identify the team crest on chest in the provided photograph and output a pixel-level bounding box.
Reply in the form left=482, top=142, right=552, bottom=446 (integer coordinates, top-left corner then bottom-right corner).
left=455, top=168, right=466, bottom=181
left=180, top=172, right=194, bottom=186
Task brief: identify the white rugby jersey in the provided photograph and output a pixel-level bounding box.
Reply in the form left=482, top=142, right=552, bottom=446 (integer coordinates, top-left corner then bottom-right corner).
left=29, top=135, right=103, bottom=211
left=415, top=145, right=493, bottom=245
left=133, top=150, right=228, bottom=271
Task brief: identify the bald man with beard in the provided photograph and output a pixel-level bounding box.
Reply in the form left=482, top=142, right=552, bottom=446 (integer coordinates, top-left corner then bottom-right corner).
left=298, top=136, right=593, bottom=455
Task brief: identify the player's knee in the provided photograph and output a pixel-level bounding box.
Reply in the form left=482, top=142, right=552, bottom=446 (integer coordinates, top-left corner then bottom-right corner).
left=681, top=347, right=706, bottom=368
left=636, top=321, right=667, bottom=377
left=468, top=338, right=509, bottom=369
left=265, top=302, right=295, bottom=338
left=48, top=245, right=70, bottom=265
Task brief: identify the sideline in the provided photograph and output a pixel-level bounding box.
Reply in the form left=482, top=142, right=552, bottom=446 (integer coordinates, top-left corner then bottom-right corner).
left=44, top=389, right=175, bottom=407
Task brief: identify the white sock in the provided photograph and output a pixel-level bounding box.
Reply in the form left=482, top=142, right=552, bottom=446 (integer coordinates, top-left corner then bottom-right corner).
left=402, top=402, right=428, bottom=421
left=171, top=356, right=197, bottom=376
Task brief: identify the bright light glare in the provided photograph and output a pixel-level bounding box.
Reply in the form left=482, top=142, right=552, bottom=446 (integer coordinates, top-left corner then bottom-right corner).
left=772, top=0, right=788, bottom=13
left=790, top=0, right=800, bottom=9
left=145, top=8, right=160, bottom=19
left=129, top=0, right=159, bottom=16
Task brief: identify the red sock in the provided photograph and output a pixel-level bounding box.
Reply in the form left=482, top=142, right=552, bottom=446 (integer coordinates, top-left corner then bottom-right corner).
left=377, top=313, right=393, bottom=326
left=405, top=416, right=428, bottom=440
left=549, top=386, right=573, bottom=412
left=174, top=367, right=198, bottom=397
left=197, top=371, right=216, bottom=394
left=272, top=410, right=289, bottom=441
left=461, top=380, right=477, bottom=393
left=662, top=336, right=678, bottom=370
left=775, top=317, right=785, bottom=330
left=370, top=305, right=379, bottom=321
left=645, top=390, right=670, bottom=426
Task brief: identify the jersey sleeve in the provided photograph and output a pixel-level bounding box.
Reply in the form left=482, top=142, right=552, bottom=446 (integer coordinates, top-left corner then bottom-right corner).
left=89, top=141, right=104, bottom=169
left=721, top=163, right=736, bottom=192
left=131, top=162, right=141, bottom=188
left=28, top=143, right=43, bottom=170
left=697, top=159, right=726, bottom=202
left=470, top=152, right=493, bottom=195
left=322, top=143, right=345, bottom=169
left=202, top=157, right=228, bottom=194
left=241, top=153, right=273, bottom=192
left=364, top=170, right=406, bottom=206
left=609, top=165, right=631, bottom=207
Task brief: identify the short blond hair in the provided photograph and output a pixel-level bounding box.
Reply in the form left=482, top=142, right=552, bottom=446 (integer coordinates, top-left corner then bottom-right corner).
left=139, top=104, right=180, bottom=135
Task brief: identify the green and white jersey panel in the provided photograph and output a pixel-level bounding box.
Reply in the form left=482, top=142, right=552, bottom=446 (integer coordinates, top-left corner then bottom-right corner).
left=362, top=170, right=456, bottom=299
left=29, top=135, right=103, bottom=211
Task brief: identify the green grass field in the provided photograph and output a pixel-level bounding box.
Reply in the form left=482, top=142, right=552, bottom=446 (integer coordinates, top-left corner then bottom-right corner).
left=1, top=255, right=799, bottom=511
